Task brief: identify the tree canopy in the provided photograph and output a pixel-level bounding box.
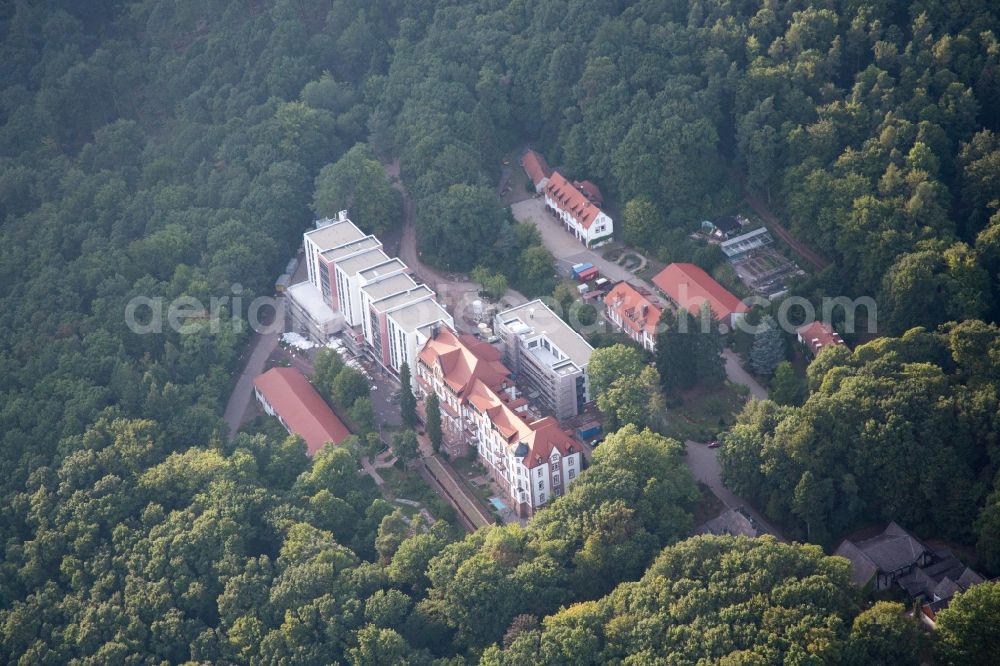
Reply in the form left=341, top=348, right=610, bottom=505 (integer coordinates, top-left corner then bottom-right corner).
left=2, top=0, right=1000, bottom=661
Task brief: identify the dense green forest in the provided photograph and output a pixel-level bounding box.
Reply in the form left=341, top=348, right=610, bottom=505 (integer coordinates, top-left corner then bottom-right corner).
left=3, top=0, right=1000, bottom=663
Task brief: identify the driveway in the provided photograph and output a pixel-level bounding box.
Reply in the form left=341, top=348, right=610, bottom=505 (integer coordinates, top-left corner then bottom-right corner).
left=723, top=349, right=768, bottom=400
left=386, top=159, right=527, bottom=331
left=684, top=440, right=786, bottom=542
left=223, top=296, right=285, bottom=438
left=511, top=198, right=655, bottom=289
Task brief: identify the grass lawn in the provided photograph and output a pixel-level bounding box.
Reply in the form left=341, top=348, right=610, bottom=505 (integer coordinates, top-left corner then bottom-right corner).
left=634, top=255, right=666, bottom=282
left=662, top=381, right=750, bottom=442
left=449, top=454, right=484, bottom=479
left=379, top=464, right=457, bottom=524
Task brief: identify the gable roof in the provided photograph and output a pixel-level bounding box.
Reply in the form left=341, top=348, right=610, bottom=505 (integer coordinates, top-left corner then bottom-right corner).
left=652, top=263, right=748, bottom=321
left=253, top=367, right=351, bottom=455
left=604, top=282, right=662, bottom=337
left=834, top=521, right=930, bottom=585
left=418, top=327, right=512, bottom=399
left=574, top=179, right=603, bottom=205
left=834, top=539, right=881, bottom=587
left=521, top=149, right=551, bottom=188
left=521, top=416, right=577, bottom=468
left=544, top=171, right=603, bottom=229
left=796, top=321, right=846, bottom=357
left=418, top=326, right=577, bottom=468
left=696, top=507, right=761, bottom=538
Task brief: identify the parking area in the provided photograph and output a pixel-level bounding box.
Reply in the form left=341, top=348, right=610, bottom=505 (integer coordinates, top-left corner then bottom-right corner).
left=510, top=197, right=656, bottom=289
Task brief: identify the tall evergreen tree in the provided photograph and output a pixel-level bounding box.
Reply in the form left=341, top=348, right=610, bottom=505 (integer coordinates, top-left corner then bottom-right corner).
left=748, top=315, right=785, bottom=376
left=425, top=393, right=442, bottom=454
left=656, top=307, right=724, bottom=393
left=399, top=362, right=416, bottom=428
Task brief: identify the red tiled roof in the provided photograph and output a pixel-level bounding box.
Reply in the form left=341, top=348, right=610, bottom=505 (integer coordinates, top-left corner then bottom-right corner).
left=521, top=150, right=551, bottom=188
left=652, top=263, right=748, bottom=322
left=523, top=416, right=576, bottom=468
left=253, top=367, right=351, bottom=455
left=418, top=327, right=512, bottom=399
left=796, top=321, right=845, bottom=357
left=544, top=171, right=603, bottom=229
left=574, top=179, right=603, bottom=205
left=604, top=282, right=662, bottom=337
left=417, top=326, right=576, bottom=468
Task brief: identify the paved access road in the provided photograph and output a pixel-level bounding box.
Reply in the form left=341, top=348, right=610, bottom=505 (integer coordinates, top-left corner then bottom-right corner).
left=223, top=296, right=285, bottom=438
left=388, top=158, right=527, bottom=332
left=723, top=349, right=768, bottom=400
left=512, top=197, right=770, bottom=401
left=511, top=197, right=655, bottom=289
left=684, top=439, right=786, bottom=542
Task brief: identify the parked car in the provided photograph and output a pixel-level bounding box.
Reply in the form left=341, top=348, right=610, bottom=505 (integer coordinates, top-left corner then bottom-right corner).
left=707, top=440, right=720, bottom=449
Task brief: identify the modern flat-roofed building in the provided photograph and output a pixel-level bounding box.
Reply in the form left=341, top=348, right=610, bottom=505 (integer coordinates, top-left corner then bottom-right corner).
left=369, top=284, right=436, bottom=372
left=383, top=298, right=454, bottom=379
left=494, top=300, right=593, bottom=420
left=286, top=281, right=344, bottom=342
left=303, top=212, right=368, bottom=306
left=333, top=247, right=394, bottom=327
left=360, top=271, right=417, bottom=346
left=253, top=367, right=351, bottom=455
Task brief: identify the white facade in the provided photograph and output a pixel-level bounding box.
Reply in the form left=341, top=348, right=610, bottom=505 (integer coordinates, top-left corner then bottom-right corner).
left=359, top=270, right=417, bottom=346
left=471, top=411, right=582, bottom=514
left=302, top=211, right=367, bottom=296
left=385, top=300, right=453, bottom=377
left=415, top=328, right=583, bottom=517
left=333, top=247, right=391, bottom=327
left=494, top=300, right=594, bottom=420
left=543, top=192, right=614, bottom=247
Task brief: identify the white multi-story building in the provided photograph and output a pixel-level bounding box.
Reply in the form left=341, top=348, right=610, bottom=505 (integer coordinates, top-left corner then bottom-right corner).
left=384, top=298, right=453, bottom=379
left=302, top=211, right=369, bottom=307
left=543, top=171, right=613, bottom=247
left=360, top=270, right=417, bottom=346
left=494, top=300, right=594, bottom=420
left=416, top=327, right=584, bottom=517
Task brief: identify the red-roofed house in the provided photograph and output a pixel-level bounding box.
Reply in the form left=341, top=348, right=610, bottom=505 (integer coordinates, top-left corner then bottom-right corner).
left=574, top=179, right=603, bottom=205
left=416, top=326, right=520, bottom=450
left=543, top=171, right=613, bottom=247
left=796, top=321, right=846, bottom=358
left=604, top=282, right=663, bottom=352
left=416, top=326, right=583, bottom=517
left=652, top=263, right=748, bottom=329
left=253, top=367, right=351, bottom=455
left=521, top=149, right=552, bottom=192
